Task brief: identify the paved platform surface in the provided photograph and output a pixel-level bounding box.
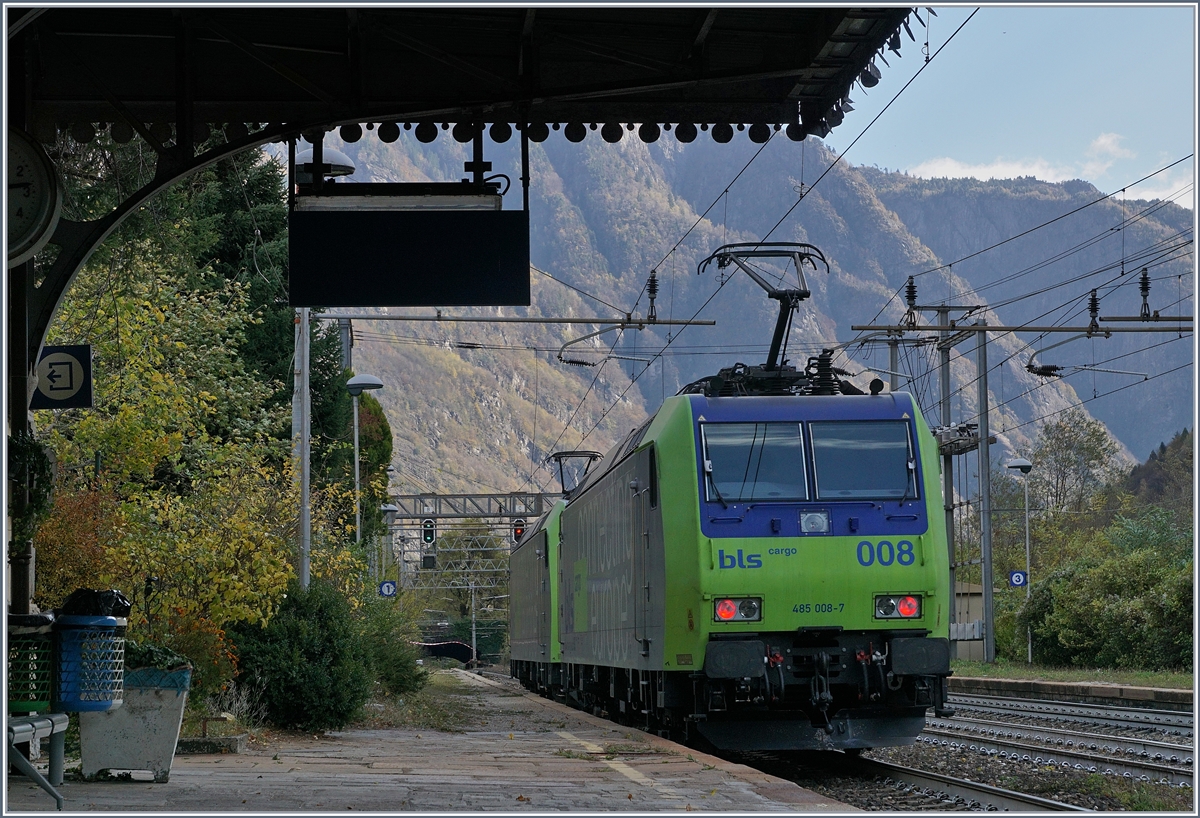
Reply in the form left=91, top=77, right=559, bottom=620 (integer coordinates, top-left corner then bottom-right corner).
left=6, top=670, right=854, bottom=813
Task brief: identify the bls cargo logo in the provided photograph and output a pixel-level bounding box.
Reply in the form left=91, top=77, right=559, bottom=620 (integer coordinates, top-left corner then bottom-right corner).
left=717, top=549, right=762, bottom=569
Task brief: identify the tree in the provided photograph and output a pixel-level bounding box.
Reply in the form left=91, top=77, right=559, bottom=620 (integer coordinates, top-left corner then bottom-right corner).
left=1027, top=408, right=1119, bottom=513
left=1121, top=428, right=1192, bottom=523
left=33, top=134, right=299, bottom=680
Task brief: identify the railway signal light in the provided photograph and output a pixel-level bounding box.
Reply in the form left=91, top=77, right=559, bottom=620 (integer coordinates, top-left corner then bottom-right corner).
left=512, top=518, right=526, bottom=543
left=422, top=518, right=436, bottom=545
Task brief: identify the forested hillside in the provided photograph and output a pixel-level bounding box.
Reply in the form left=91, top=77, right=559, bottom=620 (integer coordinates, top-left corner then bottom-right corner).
left=331, top=130, right=1191, bottom=493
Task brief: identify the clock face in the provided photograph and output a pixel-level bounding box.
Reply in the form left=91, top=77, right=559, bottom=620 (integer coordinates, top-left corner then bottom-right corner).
left=7, top=128, right=62, bottom=267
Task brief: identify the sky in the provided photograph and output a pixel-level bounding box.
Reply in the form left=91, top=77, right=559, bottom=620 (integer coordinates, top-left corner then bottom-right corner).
left=836, top=4, right=1196, bottom=206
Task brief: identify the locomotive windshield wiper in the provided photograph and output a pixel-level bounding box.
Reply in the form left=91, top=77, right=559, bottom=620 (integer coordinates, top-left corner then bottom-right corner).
left=885, top=460, right=920, bottom=519
left=703, top=460, right=728, bottom=509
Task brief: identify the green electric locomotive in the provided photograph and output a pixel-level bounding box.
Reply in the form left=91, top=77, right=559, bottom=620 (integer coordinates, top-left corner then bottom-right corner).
left=510, top=244, right=953, bottom=751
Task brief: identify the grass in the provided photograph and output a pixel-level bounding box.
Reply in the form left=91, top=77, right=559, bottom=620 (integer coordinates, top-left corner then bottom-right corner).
left=1013, top=771, right=1195, bottom=811
left=554, top=749, right=595, bottom=761
left=179, top=708, right=252, bottom=738
left=952, top=658, right=1193, bottom=690
left=603, top=742, right=675, bottom=756
left=351, top=670, right=486, bottom=733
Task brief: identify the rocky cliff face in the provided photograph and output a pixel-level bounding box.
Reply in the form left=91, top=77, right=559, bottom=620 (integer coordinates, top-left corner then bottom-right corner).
left=328, top=131, right=1190, bottom=493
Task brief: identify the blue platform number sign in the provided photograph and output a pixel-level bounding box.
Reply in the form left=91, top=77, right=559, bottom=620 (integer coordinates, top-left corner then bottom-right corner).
left=378, top=581, right=397, bottom=598
left=30, top=344, right=93, bottom=410
left=1009, top=570, right=1028, bottom=588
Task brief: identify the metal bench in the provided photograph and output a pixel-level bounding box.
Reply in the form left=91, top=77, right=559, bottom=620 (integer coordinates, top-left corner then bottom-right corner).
left=7, top=713, right=68, bottom=810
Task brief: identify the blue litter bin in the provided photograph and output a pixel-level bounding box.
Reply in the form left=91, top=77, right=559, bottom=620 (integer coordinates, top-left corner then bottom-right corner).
left=53, top=615, right=126, bottom=712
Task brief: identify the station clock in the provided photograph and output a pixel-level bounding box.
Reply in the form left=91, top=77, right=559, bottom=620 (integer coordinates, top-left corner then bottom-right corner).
left=8, top=128, right=63, bottom=268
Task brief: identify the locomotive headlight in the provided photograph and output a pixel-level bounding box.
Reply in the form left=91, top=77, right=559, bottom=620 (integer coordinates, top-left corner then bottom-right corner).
left=875, top=594, right=921, bottom=619
left=799, top=511, right=830, bottom=533
left=714, top=597, right=762, bottom=622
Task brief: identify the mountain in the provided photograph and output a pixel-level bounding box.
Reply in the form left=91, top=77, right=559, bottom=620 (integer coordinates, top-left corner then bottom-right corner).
left=319, top=129, right=1191, bottom=493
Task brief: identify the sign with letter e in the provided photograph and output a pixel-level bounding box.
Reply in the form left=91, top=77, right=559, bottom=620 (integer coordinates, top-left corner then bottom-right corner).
left=30, top=344, right=92, bottom=409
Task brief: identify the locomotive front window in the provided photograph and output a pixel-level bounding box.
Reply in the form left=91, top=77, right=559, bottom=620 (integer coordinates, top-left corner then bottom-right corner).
left=700, top=423, right=809, bottom=502
left=810, top=421, right=917, bottom=500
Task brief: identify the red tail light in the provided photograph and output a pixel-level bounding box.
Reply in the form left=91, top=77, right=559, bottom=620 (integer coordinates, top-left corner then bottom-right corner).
left=875, top=594, right=922, bottom=619
left=715, top=599, right=738, bottom=621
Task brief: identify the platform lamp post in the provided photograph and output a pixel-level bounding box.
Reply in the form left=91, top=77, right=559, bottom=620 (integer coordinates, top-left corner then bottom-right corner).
left=347, top=374, right=384, bottom=546
left=292, top=141, right=355, bottom=590
left=1006, top=457, right=1034, bottom=663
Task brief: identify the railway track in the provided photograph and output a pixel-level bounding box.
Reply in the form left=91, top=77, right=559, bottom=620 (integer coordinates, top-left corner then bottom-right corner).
left=728, top=750, right=1088, bottom=811
left=949, top=693, right=1194, bottom=736
left=854, top=757, right=1090, bottom=811
left=926, top=714, right=1193, bottom=784
left=733, top=691, right=1194, bottom=810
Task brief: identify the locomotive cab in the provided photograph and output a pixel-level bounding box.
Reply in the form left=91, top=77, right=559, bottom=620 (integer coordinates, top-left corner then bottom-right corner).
left=683, top=389, right=953, bottom=750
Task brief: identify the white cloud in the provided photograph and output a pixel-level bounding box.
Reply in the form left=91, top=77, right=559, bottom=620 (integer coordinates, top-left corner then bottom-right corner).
left=902, top=155, right=1194, bottom=211
left=1110, top=171, right=1195, bottom=208
left=905, top=133, right=1146, bottom=185
left=1087, top=133, right=1136, bottom=161
left=906, top=156, right=1081, bottom=183
left=1079, top=133, right=1137, bottom=179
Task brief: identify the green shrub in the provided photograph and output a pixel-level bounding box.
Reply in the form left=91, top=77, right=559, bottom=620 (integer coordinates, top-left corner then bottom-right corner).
left=991, top=590, right=1025, bottom=662
left=229, top=578, right=372, bottom=731
left=1020, top=552, right=1193, bottom=671
left=358, top=597, right=428, bottom=695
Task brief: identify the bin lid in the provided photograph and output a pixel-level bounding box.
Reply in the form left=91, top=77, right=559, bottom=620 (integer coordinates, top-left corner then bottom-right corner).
left=7, top=612, right=55, bottom=628
left=53, top=614, right=127, bottom=628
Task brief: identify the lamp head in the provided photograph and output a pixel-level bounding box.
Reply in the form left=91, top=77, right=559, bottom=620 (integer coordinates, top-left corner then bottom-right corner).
left=346, top=373, right=384, bottom=396
left=1006, top=457, right=1033, bottom=475
left=295, top=147, right=356, bottom=183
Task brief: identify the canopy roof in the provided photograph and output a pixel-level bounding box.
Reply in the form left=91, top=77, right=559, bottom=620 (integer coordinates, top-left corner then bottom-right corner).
left=10, top=6, right=912, bottom=141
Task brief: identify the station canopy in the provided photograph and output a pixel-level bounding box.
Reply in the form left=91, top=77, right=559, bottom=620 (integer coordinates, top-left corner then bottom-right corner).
left=11, top=6, right=913, bottom=142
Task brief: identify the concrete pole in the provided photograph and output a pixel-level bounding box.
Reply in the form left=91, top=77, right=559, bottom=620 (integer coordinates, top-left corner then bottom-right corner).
left=937, top=309, right=956, bottom=652
left=353, top=393, right=362, bottom=545
left=339, top=317, right=353, bottom=371
left=1023, top=475, right=1032, bottom=663
left=976, top=322, right=995, bottom=662
left=471, top=580, right=478, bottom=667
left=294, top=307, right=312, bottom=589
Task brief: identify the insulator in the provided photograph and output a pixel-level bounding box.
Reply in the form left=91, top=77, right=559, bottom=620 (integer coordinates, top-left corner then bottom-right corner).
left=905, top=276, right=918, bottom=309
left=1140, top=268, right=1152, bottom=319
left=1027, top=363, right=1063, bottom=378
left=646, top=270, right=658, bottom=321
left=1089, top=289, right=1100, bottom=319
left=809, top=349, right=839, bottom=395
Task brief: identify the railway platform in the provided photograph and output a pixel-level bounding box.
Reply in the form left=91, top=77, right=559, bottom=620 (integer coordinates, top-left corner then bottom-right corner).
left=5, top=669, right=854, bottom=813
left=948, top=675, right=1193, bottom=711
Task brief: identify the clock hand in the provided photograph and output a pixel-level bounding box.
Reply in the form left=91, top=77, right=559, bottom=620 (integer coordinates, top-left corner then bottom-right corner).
left=8, top=182, right=33, bottom=189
